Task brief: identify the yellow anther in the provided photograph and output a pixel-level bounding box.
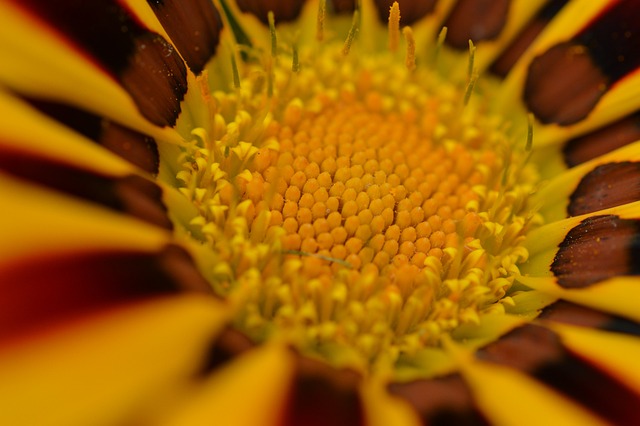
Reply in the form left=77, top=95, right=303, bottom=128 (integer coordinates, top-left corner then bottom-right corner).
left=388, top=2, right=401, bottom=53
left=403, top=26, right=416, bottom=71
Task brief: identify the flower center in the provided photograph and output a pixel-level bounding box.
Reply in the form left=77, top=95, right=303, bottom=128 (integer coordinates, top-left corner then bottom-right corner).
left=170, top=18, right=540, bottom=372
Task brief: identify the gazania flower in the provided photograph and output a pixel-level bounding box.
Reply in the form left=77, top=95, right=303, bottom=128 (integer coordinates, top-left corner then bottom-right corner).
left=2, top=0, right=640, bottom=424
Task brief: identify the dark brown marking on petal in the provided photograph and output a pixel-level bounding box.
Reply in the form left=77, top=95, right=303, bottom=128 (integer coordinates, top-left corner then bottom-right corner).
left=388, top=375, right=489, bottom=426
left=0, top=148, right=172, bottom=229
left=16, top=0, right=187, bottom=127
left=524, top=1, right=640, bottom=126
left=281, top=355, right=364, bottom=426
left=563, top=112, right=640, bottom=167
left=157, top=244, right=214, bottom=294
left=330, top=0, right=356, bottom=14
left=200, top=327, right=255, bottom=374
left=24, top=98, right=160, bottom=174
left=524, top=42, right=608, bottom=126
left=551, top=215, right=640, bottom=288
left=443, top=0, right=511, bottom=50
left=574, top=1, right=640, bottom=85
left=0, top=245, right=210, bottom=343
left=236, top=0, right=307, bottom=25
left=372, top=0, right=437, bottom=26
left=477, top=324, right=640, bottom=425
left=147, top=0, right=223, bottom=75
left=568, top=162, right=640, bottom=216
left=540, top=301, right=640, bottom=337
left=490, top=0, right=569, bottom=77
left=120, top=33, right=187, bottom=127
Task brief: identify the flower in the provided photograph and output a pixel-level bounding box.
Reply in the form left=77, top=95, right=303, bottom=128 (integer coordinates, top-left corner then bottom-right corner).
left=1, top=0, right=640, bottom=424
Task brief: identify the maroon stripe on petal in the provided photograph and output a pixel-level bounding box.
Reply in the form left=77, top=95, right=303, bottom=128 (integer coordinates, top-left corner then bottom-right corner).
left=0, top=148, right=172, bottom=229
left=281, top=356, right=364, bottom=426
left=236, top=0, right=307, bottom=25
left=477, top=324, right=640, bottom=425
left=563, top=112, right=640, bottom=167
left=25, top=98, right=159, bottom=174
left=490, top=0, right=569, bottom=77
left=524, top=42, right=608, bottom=126
left=16, top=0, right=187, bottom=127
left=443, top=0, right=511, bottom=50
left=524, top=1, right=640, bottom=126
left=147, top=0, right=223, bottom=75
left=372, top=0, right=437, bottom=26
left=0, top=244, right=211, bottom=343
left=540, top=301, right=640, bottom=337
left=200, top=327, right=255, bottom=374
left=551, top=215, right=640, bottom=288
left=388, top=375, right=489, bottom=426
left=568, top=162, right=640, bottom=216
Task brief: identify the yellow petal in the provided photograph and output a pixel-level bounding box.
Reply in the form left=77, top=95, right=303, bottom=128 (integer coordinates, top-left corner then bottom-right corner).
left=0, top=173, right=170, bottom=266
left=0, top=294, right=227, bottom=426
left=0, top=2, right=182, bottom=144
left=547, top=322, right=640, bottom=395
left=161, top=342, right=294, bottom=426
left=361, top=379, right=422, bottom=426
left=446, top=340, right=607, bottom=426
left=519, top=276, right=640, bottom=323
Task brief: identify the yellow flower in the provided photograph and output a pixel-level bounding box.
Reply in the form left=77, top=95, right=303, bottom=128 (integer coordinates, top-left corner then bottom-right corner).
left=1, top=0, right=640, bottom=424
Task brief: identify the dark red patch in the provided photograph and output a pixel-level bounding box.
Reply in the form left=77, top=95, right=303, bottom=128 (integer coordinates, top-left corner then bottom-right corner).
left=524, top=1, right=640, bottom=126
left=568, top=162, right=640, bottom=216
left=25, top=98, right=159, bottom=174
left=540, top=300, right=640, bottom=337
left=563, top=112, right=640, bottom=167
left=0, top=244, right=211, bottom=343
left=551, top=215, right=640, bottom=288
left=478, top=324, right=640, bottom=425
left=147, top=0, right=223, bottom=75
left=16, top=0, right=187, bottom=127
left=281, top=356, right=364, bottom=426
left=490, top=0, right=569, bottom=77
left=388, top=374, right=489, bottom=426
left=236, top=0, right=307, bottom=25
left=443, top=0, right=511, bottom=50
left=330, top=0, right=356, bottom=14
left=0, top=148, right=172, bottom=229
left=372, top=0, right=437, bottom=26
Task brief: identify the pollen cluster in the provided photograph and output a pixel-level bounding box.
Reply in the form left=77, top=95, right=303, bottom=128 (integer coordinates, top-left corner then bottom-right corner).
left=172, top=25, right=540, bottom=371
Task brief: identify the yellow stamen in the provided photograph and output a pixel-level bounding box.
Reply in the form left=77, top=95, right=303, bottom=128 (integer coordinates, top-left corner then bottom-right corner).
left=388, top=2, right=400, bottom=53
left=403, top=26, right=416, bottom=71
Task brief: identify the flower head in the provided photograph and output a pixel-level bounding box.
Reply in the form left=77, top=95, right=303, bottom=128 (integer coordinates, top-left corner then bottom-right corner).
left=1, top=0, right=640, bottom=425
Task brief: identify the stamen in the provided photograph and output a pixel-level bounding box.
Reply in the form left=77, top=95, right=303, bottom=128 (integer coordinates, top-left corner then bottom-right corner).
left=230, top=50, right=240, bottom=89
left=342, top=10, right=360, bottom=56
left=388, top=1, right=401, bottom=53
left=467, top=40, right=476, bottom=80
left=434, top=26, right=448, bottom=63
left=403, top=26, right=416, bottom=71
left=463, top=72, right=477, bottom=106
left=292, top=44, right=300, bottom=72
left=268, top=11, right=277, bottom=58
left=526, top=113, right=534, bottom=152
left=316, top=0, right=326, bottom=42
